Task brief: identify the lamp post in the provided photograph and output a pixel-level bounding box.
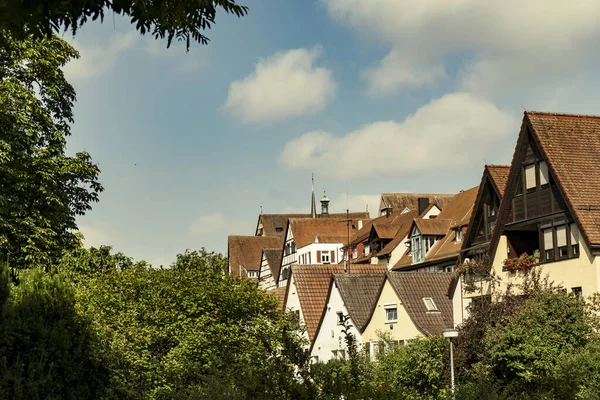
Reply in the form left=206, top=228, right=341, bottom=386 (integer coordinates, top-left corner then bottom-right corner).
left=443, top=328, right=459, bottom=396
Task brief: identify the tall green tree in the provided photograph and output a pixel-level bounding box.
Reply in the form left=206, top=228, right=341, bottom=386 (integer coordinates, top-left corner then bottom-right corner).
left=0, top=32, right=103, bottom=268
left=0, top=0, right=248, bottom=50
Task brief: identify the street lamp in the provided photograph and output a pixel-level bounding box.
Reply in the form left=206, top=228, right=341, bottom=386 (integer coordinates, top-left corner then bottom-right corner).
left=443, top=328, right=459, bottom=396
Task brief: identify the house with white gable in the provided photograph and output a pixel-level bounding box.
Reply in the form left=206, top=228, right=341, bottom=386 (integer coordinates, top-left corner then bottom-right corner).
left=277, top=195, right=366, bottom=288
left=310, top=273, right=385, bottom=363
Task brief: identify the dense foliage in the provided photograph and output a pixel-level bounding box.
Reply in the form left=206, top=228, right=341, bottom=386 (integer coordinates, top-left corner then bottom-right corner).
left=0, top=0, right=248, bottom=50
left=0, top=32, right=102, bottom=268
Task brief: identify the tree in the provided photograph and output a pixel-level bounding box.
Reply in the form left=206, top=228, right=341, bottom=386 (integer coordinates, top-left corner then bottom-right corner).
left=0, top=263, right=109, bottom=399
left=0, top=0, right=249, bottom=50
left=73, top=248, right=310, bottom=399
left=0, top=32, right=102, bottom=269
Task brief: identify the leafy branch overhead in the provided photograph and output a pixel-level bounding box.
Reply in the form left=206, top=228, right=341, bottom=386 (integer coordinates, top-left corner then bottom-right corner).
left=0, top=0, right=249, bottom=50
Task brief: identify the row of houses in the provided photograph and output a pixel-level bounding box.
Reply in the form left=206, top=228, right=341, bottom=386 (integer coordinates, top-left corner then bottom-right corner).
left=227, top=111, right=600, bottom=363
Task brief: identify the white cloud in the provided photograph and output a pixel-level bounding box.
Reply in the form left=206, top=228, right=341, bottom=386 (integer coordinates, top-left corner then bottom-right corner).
left=279, top=92, right=517, bottom=179
left=63, top=31, right=138, bottom=80
left=323, top=0, right=600, bottom=96
left=224, top=46, right=336, bottom=123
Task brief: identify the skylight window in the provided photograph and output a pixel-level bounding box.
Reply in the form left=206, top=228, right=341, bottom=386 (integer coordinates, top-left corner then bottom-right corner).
left=423, top=297, right=438, bottom=312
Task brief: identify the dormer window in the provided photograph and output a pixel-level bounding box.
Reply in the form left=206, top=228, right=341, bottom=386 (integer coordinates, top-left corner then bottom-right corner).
left=456, top=228, right=463, bottom=243
left=411, top=227, right=423, bottom=263
left=423, top=297, right=438, bottom=312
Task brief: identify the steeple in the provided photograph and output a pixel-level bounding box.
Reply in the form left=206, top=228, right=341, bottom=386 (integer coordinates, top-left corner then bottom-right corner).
left=311, top=173, right=317, bottom=218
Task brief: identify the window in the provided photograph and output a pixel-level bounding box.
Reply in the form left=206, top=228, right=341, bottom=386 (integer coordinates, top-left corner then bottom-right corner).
left=571, top=223, right=580, bottom=256
left=308, top=252, right=311, bottom=264
left=456, top=229, right=463, bottom=243
left=411, top=227, right=423, bottom=263
left=556, top=225, right=567, bottom=259
left=280, top=267, right=289, bottom=284
left=332, top=349, right=346, bottom=359
left=423, top=297, right=438, bottom=312
left=572, top=287, right=583, bottom=298
left=321, top=252, right=330, bottom=263
left=247, top=271, right=258, bottom=278
left=539, top=161, right=549, bottom=186
left=543, top=227, right=554, bottom=260
left=275, top=227, right=283, bottom=232
left=384, top=304, right=398, bottom=323
left=337, top=312, right=345, bottom=325
left=525, top=164, right=536, bottom=190
left=291, top=242, right=296, bottom=253
left=365, top=245, right=370, bottom=255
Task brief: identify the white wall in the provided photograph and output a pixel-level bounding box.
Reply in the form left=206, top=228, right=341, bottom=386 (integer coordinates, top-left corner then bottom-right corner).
left=284, top=273, right=310, bottom=344
left=422, top=205, right=441, bottom=219
left=311, top=282, right=361, bottom=363
left=258, top=252, right=276, bottom=291
left=451, top=277, right=471, bottom=328
left=298, top=242, right=345, bottom=265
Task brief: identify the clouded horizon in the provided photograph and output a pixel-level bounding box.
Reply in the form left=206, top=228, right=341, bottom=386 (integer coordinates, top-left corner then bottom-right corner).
left=65, top=0, right=600, bottom=266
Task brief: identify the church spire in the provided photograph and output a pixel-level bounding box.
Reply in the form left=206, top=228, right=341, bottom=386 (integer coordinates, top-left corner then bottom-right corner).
left=311, top=173, right=317, bottom=218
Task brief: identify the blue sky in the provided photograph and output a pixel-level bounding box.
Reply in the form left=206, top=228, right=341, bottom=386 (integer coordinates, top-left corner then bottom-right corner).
left=64, top=0, right=600, bottom=266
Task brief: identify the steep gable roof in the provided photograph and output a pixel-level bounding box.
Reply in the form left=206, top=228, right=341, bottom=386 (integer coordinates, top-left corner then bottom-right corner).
left=386, top=272, right=453, bottom=336
left=290, top=264, right=387, bottom=340
left=228, top=236, right=281, bottom=277
left=525, top=112, right=600, bottom=247
left=333, top=273, right=386, bottom=331
left=262, top=248, right=284, bottom=283
left=376, top=210, right=420, bottom=257
left=380, top=193, right=455, bottom=214
left=487, top=165, right=511, bottom=198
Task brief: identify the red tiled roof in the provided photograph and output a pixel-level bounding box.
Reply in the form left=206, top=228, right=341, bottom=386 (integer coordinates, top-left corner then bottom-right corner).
left=291, top=264, right=387, bottom=340
left=289, top=218, right=366, bottom=248
left=228, top=236, right=281, bottom=278
left=257, top=212, right=370, bottom=240
left=380, top=193, right=455, bottom=214
left=525, top=112, right=600, bottom=246
left=414, top=219, right=451, bottom=236
left=486, top=165, right=511, bottom=197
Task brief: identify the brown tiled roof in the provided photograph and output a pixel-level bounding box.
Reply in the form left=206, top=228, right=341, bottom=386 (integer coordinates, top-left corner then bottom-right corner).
left=291, top=264, right=387, bottom=340
left=372, top=210, right=419, bottom=240
left=228, top=236, right=281, bottom=278
left=524, top=112, right=600, bottom=246
left=263, top=248, right=283, bottom=282
left=268, top=286, right=287, bottom=310
left=289, top=218, right=366, bottom=248
left=387, top=272, right=453, bottom=336
left=257, top=212, right=370, bottom=240
left=486, top=165, right=511, bottom=197
left=414, top=219, right=451, bottom=235
left=380, top=193, right=455, bottom=213
left=376, top=211, right=419, bottom=257
left=333, top=273, right=386, bottom=331
left=393, top=187, right=479, bottom=269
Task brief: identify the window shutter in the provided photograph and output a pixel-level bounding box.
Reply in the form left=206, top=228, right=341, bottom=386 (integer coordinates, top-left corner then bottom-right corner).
left=330, top=250, right=335, bottom=263
left=317, top=251, right=321, bottom=262
left=571, top=223, right=580, bottom=244
left=539, top=161, right=549, bottom=185
left=543, top=228, right=554, bottom=248
left=525, top=164, right=536, bottom=189
left=556, top=225, right=567, bottom=247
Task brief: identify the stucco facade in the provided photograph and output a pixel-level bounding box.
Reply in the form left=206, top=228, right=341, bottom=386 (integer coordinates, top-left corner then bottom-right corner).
left=310, top=283, right=361, bottom=363
left=362, top=280, right=422, bottom=357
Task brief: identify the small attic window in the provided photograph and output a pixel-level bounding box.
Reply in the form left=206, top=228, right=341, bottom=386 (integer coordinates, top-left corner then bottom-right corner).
left=456, top=228, right=463, bottom=243
left=351, top=224, right=356, bottom=230
left=423, top=297, right=438, bottom=312
left=275, top=227, right=283, bottom=232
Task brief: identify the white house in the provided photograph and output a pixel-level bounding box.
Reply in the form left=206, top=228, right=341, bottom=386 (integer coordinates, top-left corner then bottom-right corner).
left=310, top=273, right=385, bottom=363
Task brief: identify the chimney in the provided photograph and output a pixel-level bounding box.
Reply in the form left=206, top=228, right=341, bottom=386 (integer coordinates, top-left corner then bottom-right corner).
left=418, top=197, right=430, bottom=215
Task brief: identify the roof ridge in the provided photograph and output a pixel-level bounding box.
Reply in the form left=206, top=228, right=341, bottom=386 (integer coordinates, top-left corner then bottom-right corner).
left=525, top=111, right=600, bottom=119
